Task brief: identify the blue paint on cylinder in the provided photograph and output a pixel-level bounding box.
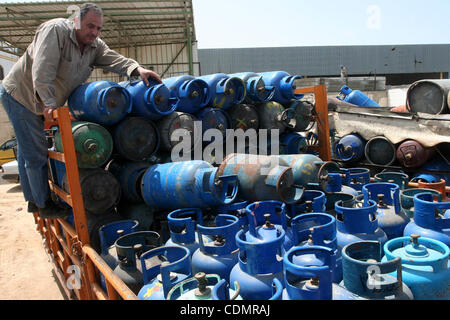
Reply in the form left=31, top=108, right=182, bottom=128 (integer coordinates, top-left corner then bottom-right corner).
left=335, top=199, right=388, bottom=251
left=415, top=156, right=450, bottom=185
left=337, top=85, right=380, bottom=107
left=245, top=201, right=292, bottom=251
left=229, top=72, right=275, bottom=103
left=216, top=200, right=250, bottom=233
left=138, top=246, right=192, bottom=300
left=197, top=73, right=246, bottom=110
left=141, top=160, right=238, bottom=210
left=335, top=134, right=366, bottom=162
left=326, top=172, right=359, bottom=196
left=279, top=132, right=308, bottom=155
left=341, top=241, right=414, bottom=300
left=162, top=75, right=210, bottom=113
left=68, top=80, right=132, bottom=126
left=363, top=183, right=410, bottom=240
left=374, top=172, right=409, bottom=190
left=382, top=235, right=450, bottom=300
left=119, top=79, right=174, bottom=120
left=339, top=168, right=371, bottom=194
left=194, top=107, right=232, bottom=143
left=290, top=213, right=343, bottom=283
left=98, top=220, right=140, bottom=291
left=165, top=208, right=206, bottom=257
left=403, top=193, right=450, bottom=247
left=192, top=214, right=240, bottom=282
left=286, top=190, right=327, bottom=219
left=113, top=231, right=161, bottom=294
left=258, top=71, right=304, bottom=105
left=229, top=228, right=285, bottom=300
left=282, top=246, right=358, bottom=300
left=400, top=188, right=443, bottom=219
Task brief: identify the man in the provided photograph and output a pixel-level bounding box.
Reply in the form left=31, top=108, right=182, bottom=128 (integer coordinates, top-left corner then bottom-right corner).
left=0, top=3, right=162, bottom=218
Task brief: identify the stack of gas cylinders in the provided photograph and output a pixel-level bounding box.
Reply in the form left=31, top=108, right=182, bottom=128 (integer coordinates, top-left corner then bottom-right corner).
left=47, top=71, right=450, bottom=300
left=333, top=133, right=449, bottom=186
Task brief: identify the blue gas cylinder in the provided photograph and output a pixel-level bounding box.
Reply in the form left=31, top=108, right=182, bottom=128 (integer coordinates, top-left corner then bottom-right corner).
left=138, top=246, right=191, bottom=300
left=192, top=214, right=240, bottom=282
left=141, top=160, right=238, bottom=210
left=282, top=246, right=359, bottom=300
left=337, top=85, right=380, bottom=107
left=279, top=132, right=308, bottom=155
left=362, top=183, right=410, bottom=240
left=416, top=155, right=450, bottom=185
left=162, top=75, right=210, bottom=113
left=194, top=107, right=232, bottom=143
left=119, top=79, right=174, bottom=120
left=216, top=200, right=250, bottom=233
left=245, top=201, right=292, bottom=251
left=229, top=227, right=285, bottom=300
left=286, top=190, right=327, bottom=220
left=99, top=219, right=140, bottom=270
left=290, top=213, right=342, bottom=283
left=258, top=71, right=304, bottom=105
left=324, top=193, right=356, bottom=217
left=68, top=80, right=132, bottom=126
left=326, top=172, right=359, bottom=196
left=165, top=208, right=210, bottom=257
left=335, top=134, right=366, bottom=162
left=382, top=235, right=450, bottom=300
left=403, top=193, right=450, bottom=247
left=339, top=168, right=371, bottom=194
left=400, top=188, right=442, bottom=219
left=197, top=73, right=246, bottom=110
left=113, top=231, right=161, bottom=294
left=374, top=172, right=409, bottom=190
left=335, top=198, right=388, bottom=251
left=341, top=241, right=414, bottom=300
left=167, top=272, right=242, bottom=300
left=229, top=72, right=275, bottom=103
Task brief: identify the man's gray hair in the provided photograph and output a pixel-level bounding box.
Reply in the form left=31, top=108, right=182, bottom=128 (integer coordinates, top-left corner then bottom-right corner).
left=79, top=3, right=103, bottom=20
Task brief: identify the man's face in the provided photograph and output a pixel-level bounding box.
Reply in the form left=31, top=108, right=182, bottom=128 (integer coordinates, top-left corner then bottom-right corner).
left=75, top=10, right=103, bottom=46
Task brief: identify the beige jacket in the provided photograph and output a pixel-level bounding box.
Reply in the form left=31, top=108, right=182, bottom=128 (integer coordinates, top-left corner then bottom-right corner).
left=2, top=18, right=140, bottom=115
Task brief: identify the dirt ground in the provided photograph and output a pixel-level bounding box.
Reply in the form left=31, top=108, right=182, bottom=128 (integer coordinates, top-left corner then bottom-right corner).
left=0, top=180, right=65, bottom=300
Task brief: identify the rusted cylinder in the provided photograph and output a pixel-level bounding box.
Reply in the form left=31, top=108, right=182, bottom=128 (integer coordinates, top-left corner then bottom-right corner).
left=396, top=140, right=434, bottom=168
left=406, top=79, right=450, bottom=114
left=217, top=153, right=304, bottom=204
left=417, top=179, right=449, bottom=202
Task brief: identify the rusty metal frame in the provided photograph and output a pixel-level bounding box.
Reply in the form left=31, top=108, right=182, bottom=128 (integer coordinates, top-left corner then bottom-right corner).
left=33, top=107, right=138, bottom=300
left=294, top=85, right=331, bottom=161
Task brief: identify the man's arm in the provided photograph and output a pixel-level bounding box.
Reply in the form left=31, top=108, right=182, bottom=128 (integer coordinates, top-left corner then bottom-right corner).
left=94, top=40, right=162, bottom=86
left=31, top=23, right=62, bottom=117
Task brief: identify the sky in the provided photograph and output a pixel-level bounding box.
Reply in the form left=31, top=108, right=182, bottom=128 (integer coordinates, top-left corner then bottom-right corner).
left=192, top=0, right=450, bottom=48
left=0, top=0, right=449, bottom=50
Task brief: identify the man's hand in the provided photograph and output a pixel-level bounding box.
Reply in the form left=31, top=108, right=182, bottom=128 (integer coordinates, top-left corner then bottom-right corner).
left=43, top=106, right=57, bottom=122
left=135, top=66, right=162, bottom=86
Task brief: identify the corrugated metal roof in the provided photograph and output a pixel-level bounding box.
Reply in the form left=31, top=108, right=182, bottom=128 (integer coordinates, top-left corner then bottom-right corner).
left=198, top=44, right=450, bottom=77
left=0, top=0, right=195, bottom=55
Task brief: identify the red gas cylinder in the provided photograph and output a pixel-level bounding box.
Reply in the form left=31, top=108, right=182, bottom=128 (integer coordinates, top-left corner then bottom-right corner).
left=417, top=179, right=449, bottom=202
left=396, top=140, right=434, bottom=168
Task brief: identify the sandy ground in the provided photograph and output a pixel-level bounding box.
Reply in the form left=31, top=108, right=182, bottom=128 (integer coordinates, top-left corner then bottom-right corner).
left=0, top=180, right=65, bottom=300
